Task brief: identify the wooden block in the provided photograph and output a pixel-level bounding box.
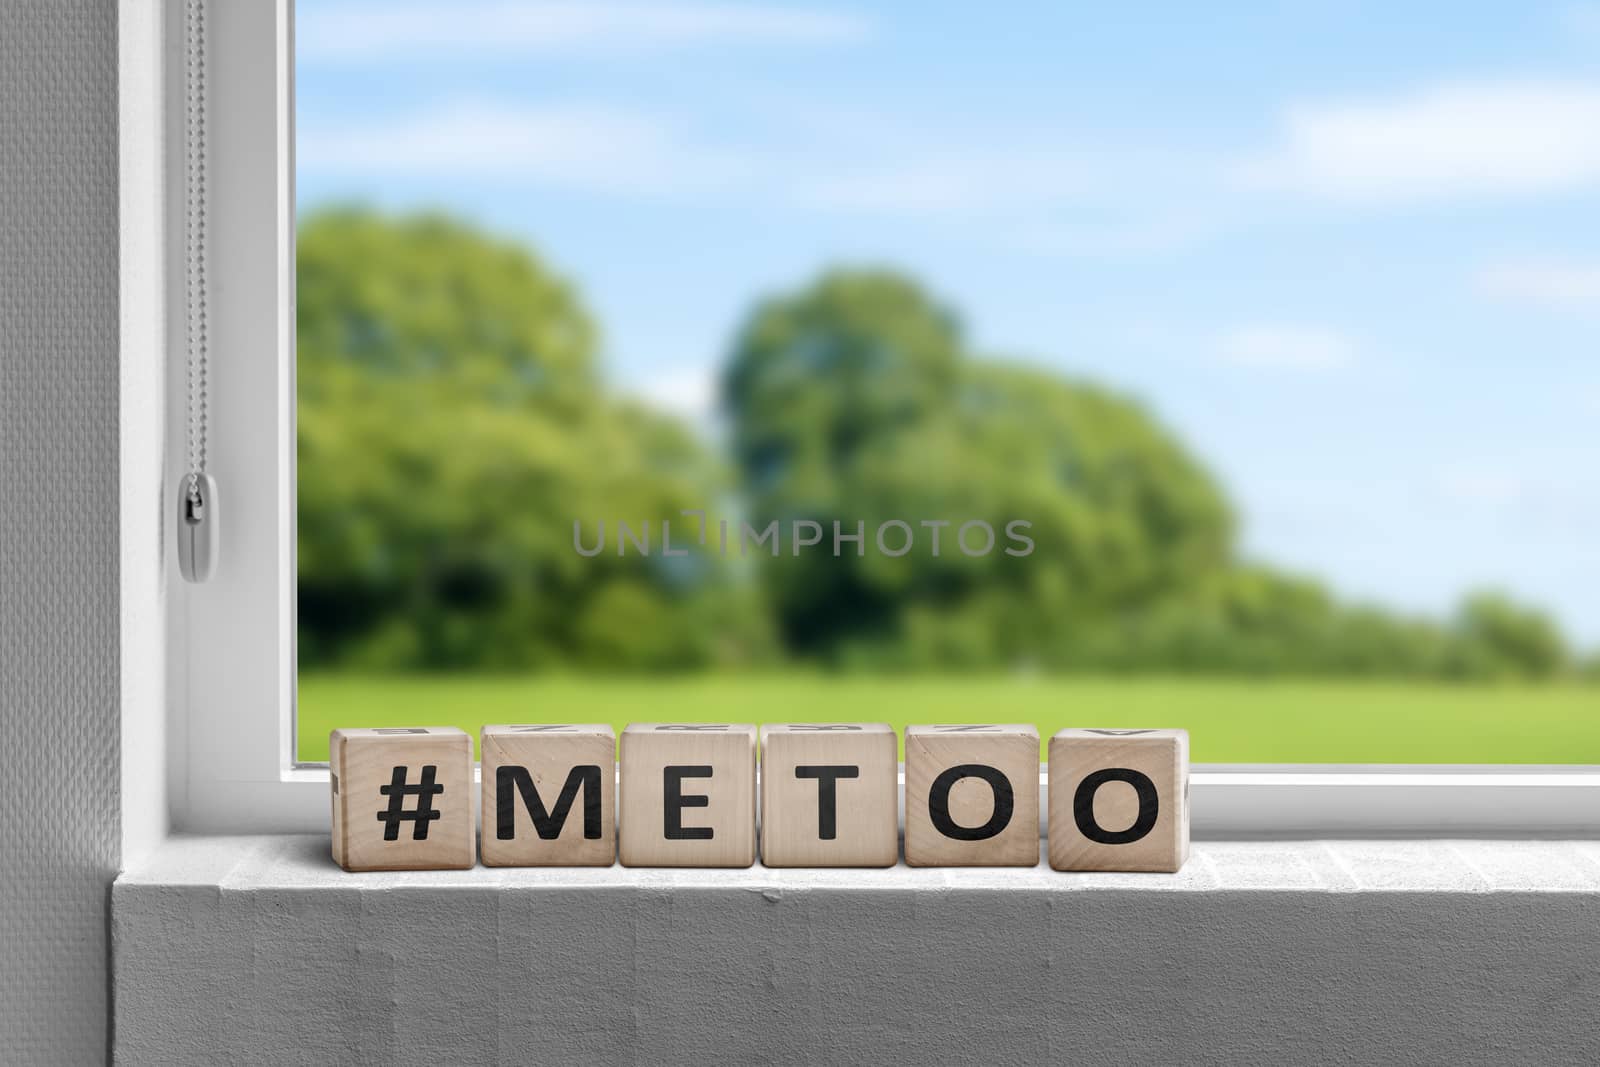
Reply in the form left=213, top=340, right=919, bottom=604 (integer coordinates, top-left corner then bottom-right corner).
left=760, top=723, right=898, bottom=868
left=1048, top=728, right=1189, bottom=873
left=904, top=724, right=1039, bottom=867
left=618, top=724, right=757, bottom=868
left=480, top=724, right=615, bottom=867
left=329, top=727, right=474, bottom=871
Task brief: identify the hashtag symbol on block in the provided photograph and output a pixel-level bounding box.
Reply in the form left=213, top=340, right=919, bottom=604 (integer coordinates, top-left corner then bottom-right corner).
left=376, top=764, right=444, bottom=841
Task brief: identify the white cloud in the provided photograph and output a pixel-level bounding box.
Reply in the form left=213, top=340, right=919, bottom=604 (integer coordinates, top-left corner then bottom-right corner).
left=299, top=1, right=870, bottom=62
left=1217, top=325, right=1356, bottom=371
left=1236, top=80, right=1600, bottom=202
left=798, top=152, right=1095, bottom=216
left=1433, top=461, right=1600, bottom=520
left=629, top=364, right=718, bottom=422
left=1001, top=212, right=1224, bottom=258
left=1565, top=3, right=1600, bottom=37
left=1476, top=259, right=1600, bottom=312
left=787, top=145, right=1228, bottom=256
left=1436, top=465, right=1531, bottom=507
left=298, top=98, right=1186, bottom=238
left=298, top=101, right=751, bottom=193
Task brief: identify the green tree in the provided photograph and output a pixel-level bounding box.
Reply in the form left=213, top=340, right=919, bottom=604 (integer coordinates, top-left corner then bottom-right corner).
left=722, top=269, right=1234, bottom=665
left=298, top=215, right=1581, bottom=681
left=298, top=208, right=772, bottom=671
left=1447, top=591, right=1570, bottom=680
left=1069, top=565, right=1462, bottom=677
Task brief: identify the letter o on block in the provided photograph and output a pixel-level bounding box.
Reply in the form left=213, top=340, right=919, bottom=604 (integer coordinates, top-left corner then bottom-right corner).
left=904, top=725, right=1039, bottom=866
left=1048, top=728, right=1189, bottom=873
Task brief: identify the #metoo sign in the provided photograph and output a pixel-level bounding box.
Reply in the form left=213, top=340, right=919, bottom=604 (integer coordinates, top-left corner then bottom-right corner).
left=329, top=723, right=1189, bottom=874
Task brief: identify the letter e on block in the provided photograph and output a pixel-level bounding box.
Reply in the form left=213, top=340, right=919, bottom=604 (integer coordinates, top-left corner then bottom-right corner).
left=760, top=723, right=897, bottom=867
left=904, top=724, right=1039, bottom=867
left=618, top=724, right=757, bottom=868
left=1048, top=728, right=1189, bottom=873
left=480, top=724, right=615, bottom=867
left=329, top=727, right=474, bottom=872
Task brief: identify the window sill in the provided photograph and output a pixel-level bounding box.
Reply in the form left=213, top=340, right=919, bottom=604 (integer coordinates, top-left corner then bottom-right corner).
left=117, top=832, right=1600, bottom=892
left=114, top=835, right=1600, bottom=1063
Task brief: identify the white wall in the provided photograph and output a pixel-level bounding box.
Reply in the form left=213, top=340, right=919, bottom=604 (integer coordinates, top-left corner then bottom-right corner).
left=114, top=836, right=1600, bottom=1065
left=0, top=2, right=121, bottom=1063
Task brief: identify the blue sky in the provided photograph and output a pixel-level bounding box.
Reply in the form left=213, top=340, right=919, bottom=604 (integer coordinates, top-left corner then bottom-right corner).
left=296, top=0, right=1600, bottom=645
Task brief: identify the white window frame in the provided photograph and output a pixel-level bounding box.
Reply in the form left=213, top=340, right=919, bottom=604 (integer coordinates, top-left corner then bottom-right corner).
left=154, top=0, right=1600, bottom=836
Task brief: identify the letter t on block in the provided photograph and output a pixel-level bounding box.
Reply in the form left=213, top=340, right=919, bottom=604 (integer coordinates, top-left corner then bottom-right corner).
left=618, top=724, right=757, bottom=868
left=760, top=723, right=897, bottom=867
left=329, top=727, right=474, bottom=872
left=480, top=724, right=615, bottom=867
left=1048, top=729, right=1189, bottom=873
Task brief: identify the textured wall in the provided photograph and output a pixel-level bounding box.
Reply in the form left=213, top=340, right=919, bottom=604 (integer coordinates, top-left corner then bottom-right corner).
left=116, top=837, right=1600, bottom=1066
left=0, top=2, right=121, bottom=1064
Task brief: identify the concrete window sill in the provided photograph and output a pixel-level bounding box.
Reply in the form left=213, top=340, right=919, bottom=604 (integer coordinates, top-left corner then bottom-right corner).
left=114, top=836, right=1600, bottom=1065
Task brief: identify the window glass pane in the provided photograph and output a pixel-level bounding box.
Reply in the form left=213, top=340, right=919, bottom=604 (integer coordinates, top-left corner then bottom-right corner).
left=295, top=1, right=1600, bottom=763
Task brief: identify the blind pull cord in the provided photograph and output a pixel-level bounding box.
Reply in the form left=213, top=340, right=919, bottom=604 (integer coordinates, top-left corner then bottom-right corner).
left=178, top=0, right=217, bottom=583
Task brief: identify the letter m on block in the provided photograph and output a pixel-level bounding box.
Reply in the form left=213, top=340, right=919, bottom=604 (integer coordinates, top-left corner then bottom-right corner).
left=496, top=765, right=604, bottom=841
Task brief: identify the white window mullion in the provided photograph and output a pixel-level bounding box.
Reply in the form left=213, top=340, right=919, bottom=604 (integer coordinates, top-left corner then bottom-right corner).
left=168, top=0, right=299, bottom=832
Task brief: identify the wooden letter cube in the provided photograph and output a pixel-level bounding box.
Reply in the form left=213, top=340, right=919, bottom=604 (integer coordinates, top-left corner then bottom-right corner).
left=480, top=724, right=615, bottom=867
left=618, top=724, right=757, bottom=868
left=904, top=724, right=1039, bottom=867
left=760, top=722, right=898, bottom=868
left=330, top=727, right=474, bottom=871
left=1048, top=728, right=1189, bottom=873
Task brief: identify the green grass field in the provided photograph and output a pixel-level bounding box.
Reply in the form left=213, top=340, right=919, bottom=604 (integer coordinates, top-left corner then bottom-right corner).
left=297, top=673, right=1600, bottom=764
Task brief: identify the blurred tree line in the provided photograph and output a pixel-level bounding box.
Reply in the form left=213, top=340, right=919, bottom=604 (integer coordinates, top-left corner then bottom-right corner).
left=297, top=208, right=1587, bottom=680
